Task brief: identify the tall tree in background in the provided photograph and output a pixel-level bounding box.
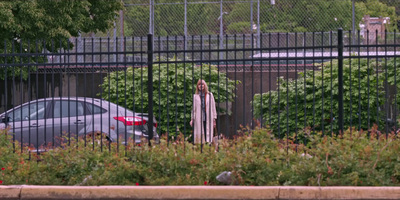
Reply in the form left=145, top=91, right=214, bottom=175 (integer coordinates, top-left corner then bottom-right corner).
left=0, top=0, right=123, bottom=80
left=0, top=0, right=123, bottom=51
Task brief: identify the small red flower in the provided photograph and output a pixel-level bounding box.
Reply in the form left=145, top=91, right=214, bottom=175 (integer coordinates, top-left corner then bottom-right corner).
left=1, top=168, right=4, bottom=171
left=0, top=180, right=3, bottom=184
left=135, top=182, right=139, bottom=186
left=204, top=181, right=208, bottom=185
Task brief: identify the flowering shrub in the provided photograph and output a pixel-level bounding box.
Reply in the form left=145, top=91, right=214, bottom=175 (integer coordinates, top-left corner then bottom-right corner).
left=1, top=126, right=400, bottom=186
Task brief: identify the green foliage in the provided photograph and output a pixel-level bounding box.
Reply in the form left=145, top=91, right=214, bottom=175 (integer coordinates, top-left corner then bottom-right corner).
left=252, top=58, right=398, bottom=137
left=227, top=22, right=252, bottom=34
left=124, top=0, right=400, bottom=35
left=0, top=0, right=122, bottom=42
left=124, top=0, right=218, bottom=36
left=100, top=62, right=237, bottom=137
left=2, top=127, right=400, bottom=186
left=0, top=0, right=123, bottom=80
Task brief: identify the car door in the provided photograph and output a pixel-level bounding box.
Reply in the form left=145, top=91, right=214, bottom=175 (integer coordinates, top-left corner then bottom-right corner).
left=6, top=101, right=49, bottom=149
left=47, top=100, right=89, bottom=146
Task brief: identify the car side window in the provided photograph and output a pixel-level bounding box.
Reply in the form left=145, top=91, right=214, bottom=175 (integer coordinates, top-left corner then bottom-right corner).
left=53, top=100, right=85, bottom=118
left=86, top=103, right=107, bottom=114
left=8, top=101, right=48, bottom=122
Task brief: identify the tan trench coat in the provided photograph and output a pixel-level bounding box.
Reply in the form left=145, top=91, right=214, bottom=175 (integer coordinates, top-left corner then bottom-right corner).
left=191, top=92, right=217, bottom=144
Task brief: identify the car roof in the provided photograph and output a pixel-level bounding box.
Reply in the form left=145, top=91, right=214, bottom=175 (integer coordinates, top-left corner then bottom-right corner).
left=33, top=97, right=105, bottom=103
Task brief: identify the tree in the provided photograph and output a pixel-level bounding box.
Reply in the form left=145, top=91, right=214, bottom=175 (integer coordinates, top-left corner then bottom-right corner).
left=0, top=0, right=122, bottom=50
left=0, top=0, right=123, bottom=80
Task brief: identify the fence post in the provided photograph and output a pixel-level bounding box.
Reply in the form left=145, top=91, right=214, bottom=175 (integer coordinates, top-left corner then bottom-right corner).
left=338, top=28, right=344, bottom=134
left=147, top=34, right=154, bottom=146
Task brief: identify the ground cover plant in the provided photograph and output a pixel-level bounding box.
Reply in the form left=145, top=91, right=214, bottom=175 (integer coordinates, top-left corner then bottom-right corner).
left=1, top=125, right=400, bottom=186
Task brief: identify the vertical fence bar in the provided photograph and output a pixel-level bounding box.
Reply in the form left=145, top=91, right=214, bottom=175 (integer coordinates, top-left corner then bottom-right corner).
left=10, top=40, right=16, bottom=152
left=330, top=31, right=334, bottom=134
left=27, top=40, right=32, bottom=153
left=286, top=32, right=289, bottom=153
left=367, top=30, right=371, bottom=133
left=294, top=32, right=298, bottom=146
left=202, top=36, right=207, bottom=153
left=234, top=34, right=237, bottom=136
left=183, top=35, right=187, bottom=151
left=107, top=38, right=111, bottom=151
left=338, top=28, right=344, bottom=134
left=140, top=37, right=145, bottom=145
left=312, top=32, right=316, bottom=132
left=147, top=34, right=154, bottom=145
left=175, top=36, right=178, bottom=137
left=217, top=35, right=221, bottom=140
left=349, top=30, right=353, bottom=135
left=277, top=33, right=281, bottom=138
left=259, top=33, right=263, bottom=128
left=303, top=32, right=307, bottom=135
left=242, top=34, right=245, bottom=129
left=158, top=36, right=161, bottom=141
left=19, top=39, right=24, bottom=153
left=394, top=30, right=397, bottom=134
left=321, top=32, right=324, bottom=136
left=268, top=33, right=272, bottom=125
left=251, top=34, right=254, bottom=130
left=50, top=40, right=55, bottom=152
left=115, top=37, right=119, bottom=151
left=384, top=30, right=388, bottom=137
left=4, top=40, right=10, bottom=151
left=357, top=31, right=362, bottom=131
left=99, top=38, right=103, bottom=152
left=123, top=37, right=127, bottom=154
left=225, top=34, right=228, bottom=138
left=191, top=35, right=195, bottom=143
left=375, top=30, right=379, bottom=132
left=166, top=36, right=170, bottom=145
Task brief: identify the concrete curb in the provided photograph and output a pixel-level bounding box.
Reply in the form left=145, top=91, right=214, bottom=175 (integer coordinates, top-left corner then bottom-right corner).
left=1, top=185, right=400, bottom=199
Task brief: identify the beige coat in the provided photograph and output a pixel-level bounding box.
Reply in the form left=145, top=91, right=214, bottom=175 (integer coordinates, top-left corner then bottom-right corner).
left=191, top=92, right=217, bottom=144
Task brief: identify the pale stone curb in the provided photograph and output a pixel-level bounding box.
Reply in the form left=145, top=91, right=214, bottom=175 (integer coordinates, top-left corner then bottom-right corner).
left=1, top=185, right=400, bottom=199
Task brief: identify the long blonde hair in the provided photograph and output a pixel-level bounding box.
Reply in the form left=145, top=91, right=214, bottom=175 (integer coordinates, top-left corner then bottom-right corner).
left=195, top=79, right=209, bottom=94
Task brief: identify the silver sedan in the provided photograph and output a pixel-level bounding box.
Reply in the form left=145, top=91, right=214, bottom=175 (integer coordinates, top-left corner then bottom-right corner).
left=0, top=97, right=159, bottom=151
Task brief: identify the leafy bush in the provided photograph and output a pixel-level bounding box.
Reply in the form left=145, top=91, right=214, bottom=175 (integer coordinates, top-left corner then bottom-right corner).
left=252, top=58, right=400, bottom=137
left=100, top=62, right=237, bottom=137
left=2, top=126, right=400, bottom=186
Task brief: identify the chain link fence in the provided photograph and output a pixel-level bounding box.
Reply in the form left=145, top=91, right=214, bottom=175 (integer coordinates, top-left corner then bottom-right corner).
left=65, top=0, right=400, bottom=64
left=120, top=0, right=399, bottom=37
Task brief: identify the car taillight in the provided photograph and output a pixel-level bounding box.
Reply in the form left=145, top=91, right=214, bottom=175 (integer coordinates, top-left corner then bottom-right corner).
left=113, top=116, right=146, bottom=126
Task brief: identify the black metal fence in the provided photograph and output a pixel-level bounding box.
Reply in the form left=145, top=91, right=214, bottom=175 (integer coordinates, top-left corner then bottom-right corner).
left=1, top=29, right=400, bottom=153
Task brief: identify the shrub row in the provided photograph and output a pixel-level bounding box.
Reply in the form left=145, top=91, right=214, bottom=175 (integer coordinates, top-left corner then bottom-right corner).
left=1, top=126, right=400, bottom=186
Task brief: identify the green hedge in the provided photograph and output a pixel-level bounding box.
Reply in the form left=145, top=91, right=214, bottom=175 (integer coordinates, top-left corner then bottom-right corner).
left=1, top=127, right=400, bottom=186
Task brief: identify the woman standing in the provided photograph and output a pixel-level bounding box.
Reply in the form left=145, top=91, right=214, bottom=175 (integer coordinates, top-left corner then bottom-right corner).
left=190, top=79, right=217, bottom=144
